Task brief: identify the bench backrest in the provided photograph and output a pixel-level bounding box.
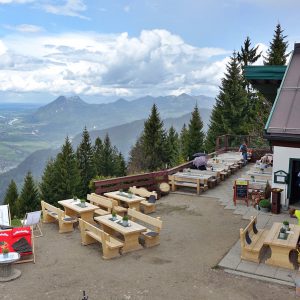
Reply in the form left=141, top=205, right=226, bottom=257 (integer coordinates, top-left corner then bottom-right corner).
left=127, top=208, right=162, bottom=232
left=183, top=169, right=220, bottom=178
left=87, top=194, right=114, bottom=211
left=79, top=218, right=109, bottom=242
left=240, top=216, right=258, bottom=248
left=41, top=200, right=64, bottom=219
left=129, top=186, right=158, bottom=199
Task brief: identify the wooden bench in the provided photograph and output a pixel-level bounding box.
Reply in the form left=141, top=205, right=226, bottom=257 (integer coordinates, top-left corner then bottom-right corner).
left=129, top=186, right=157, bottom=214
left=240, top=216, right=269, bottom=263
left=127, top=208, right=162, bottom=247
left=41, top=200, right=77, bottom=233
left=87, top=193, right=127, bottom=216
left=168, top=175, right=208, bottom=195
left=183, top=169, right=221, bottom=184
left=79, top=219, right=124, bottom=259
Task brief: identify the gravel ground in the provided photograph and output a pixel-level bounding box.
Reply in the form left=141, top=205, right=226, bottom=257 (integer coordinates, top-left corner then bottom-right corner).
left=1, top=192, right=297, bottom=300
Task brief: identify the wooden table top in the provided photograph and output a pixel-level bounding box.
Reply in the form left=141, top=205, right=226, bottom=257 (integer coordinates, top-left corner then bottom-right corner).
left=94, top=214, right=146, bottom=235
left=264, top=222, right=300, bottom=249
left=104, top=191, right=145, bottom=203
left=173, top=172, right=213, bottom=180
left=58, top=199, right=99, bottom=213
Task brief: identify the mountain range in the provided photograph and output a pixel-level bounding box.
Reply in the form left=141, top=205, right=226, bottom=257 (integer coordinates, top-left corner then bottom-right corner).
left=0, top=93, right=213, bottom=202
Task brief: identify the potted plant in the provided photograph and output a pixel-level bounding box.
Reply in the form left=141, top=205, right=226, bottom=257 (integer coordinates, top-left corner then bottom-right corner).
left=279, top=227, right=287, bottom=239
left=1, top=244, right=9, bottom=258
left=283, top=220, right=290, bottom=231
left=111, top=211, right=117, bottom=221
left=122, top=215, right=129, bottom=227
left=259, top=199, right=271, bottom=213
left=264, top=181, right=271, bottom=199
left=127, top=191, right=133, bottom=199
left=251, top=175, right=255, bottom=182
left=73, top=195, right=78, bottom=202
left=80, top=199, right=86, bottom=208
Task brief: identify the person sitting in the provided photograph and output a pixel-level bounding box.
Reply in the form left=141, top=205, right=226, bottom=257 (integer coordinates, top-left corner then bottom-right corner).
left=192, top=155, right=208, bottom=170
left=289, top=208, right=300, bottom=225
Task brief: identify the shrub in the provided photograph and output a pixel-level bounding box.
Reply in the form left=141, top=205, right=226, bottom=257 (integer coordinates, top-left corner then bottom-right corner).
left=259, top=199, right=271, bottom=208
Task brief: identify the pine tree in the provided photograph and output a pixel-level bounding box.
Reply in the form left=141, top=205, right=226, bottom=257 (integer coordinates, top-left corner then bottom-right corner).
left=141, top=104, right=167, bottom=171
left=94, top=137, right=103, bottom=176
left=4, top=180, right=19, bottom=218
left=127, top=136, right=146, bottom=174
left=205, top=52, right=249, bottom=151
left=39, top=158, right=58, bottom=205
left=17, top=172, right=40, bottom=217
left=179, top=124, right=189, bottom=161
left=99, top=134, right=115, bottom=176
left=237, top=36, right=261, bottom=67
left=186, top=105, right=205, bottom=158
left=264, top=23, right=289, bottom=65
left=76, top=127, right=96, bottom=197
left=166, top=126, right=180, bottom=167
left=113, top=151, right=126, bottom=177
left=54, top=137, right=81, bottom=201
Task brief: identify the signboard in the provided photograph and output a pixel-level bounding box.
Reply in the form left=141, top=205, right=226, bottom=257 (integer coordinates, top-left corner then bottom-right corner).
left=233, top=179, right=249, bottom=206
left=274, top=170, right=289, bottom=184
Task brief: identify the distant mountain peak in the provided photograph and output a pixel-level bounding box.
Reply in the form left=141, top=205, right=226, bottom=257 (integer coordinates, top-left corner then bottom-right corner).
left=54, top=95, right=87, bottom=105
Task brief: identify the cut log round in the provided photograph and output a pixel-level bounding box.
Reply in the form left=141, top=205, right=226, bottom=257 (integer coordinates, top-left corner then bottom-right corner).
left=159, top=182, right=170, bottom=195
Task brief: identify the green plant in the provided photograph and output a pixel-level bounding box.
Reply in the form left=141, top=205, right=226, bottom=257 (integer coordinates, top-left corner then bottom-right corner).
left=80, top=199, right=86, bottom=203
left=283, top=220, right=289, bottom=226
left=2, top=247, right=9, bottom=254
left=73, top=195, right=77, bottom=200
left=112, top=211, right=116, bottom=217
left=264, top=181, right=271, bottom=199
left=122, top=215, right=129, bottom=221
left=259, top=199, right=271, bottom=208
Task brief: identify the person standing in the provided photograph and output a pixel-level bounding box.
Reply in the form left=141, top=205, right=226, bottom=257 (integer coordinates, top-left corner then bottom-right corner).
left=239, top=141, right=248, bottom=165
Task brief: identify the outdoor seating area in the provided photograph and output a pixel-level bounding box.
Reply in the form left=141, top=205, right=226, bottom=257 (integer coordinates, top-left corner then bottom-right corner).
left=40, top=187, right=163, bottom=260
left=168, top=151, right=244, bottom=195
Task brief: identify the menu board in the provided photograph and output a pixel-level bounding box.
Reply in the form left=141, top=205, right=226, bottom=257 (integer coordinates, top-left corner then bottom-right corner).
left=234, top=180, right=249, bottom=205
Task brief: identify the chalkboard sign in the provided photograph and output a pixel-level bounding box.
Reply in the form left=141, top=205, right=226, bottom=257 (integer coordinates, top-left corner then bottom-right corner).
left=233, top=180, right=249, bottom=206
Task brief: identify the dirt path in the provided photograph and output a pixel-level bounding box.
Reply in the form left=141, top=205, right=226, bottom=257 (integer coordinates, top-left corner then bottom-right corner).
left=1, top=193, right=296, bottom=300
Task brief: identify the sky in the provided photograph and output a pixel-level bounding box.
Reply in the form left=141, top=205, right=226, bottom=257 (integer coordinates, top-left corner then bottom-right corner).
left=0, top=0, right=300, bottom=104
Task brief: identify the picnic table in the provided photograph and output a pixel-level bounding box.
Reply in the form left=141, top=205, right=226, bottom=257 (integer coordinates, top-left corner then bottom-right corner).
left=104, top=191, right=145, bottom=211
left=58, top=199, right=98, bottom=223
left=94, top=214, right=146, bottom=253
left=264, top=222, right=300, bottom=269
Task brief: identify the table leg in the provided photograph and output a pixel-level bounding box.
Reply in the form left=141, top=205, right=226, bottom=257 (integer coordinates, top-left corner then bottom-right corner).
left=64, top=207, right=77, bottom=218
left=101, top=224, right=115, bottom=235
left=122, top=233, right=143, bottom=253
left=265, top=245, right=295, bottom=269
left=80, top=211, right=95, bottom=224
left=129, top=202, right=140, bottom=212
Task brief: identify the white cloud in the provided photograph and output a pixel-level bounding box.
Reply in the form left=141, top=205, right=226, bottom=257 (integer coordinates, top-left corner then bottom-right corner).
left=4, top=24, right=43, bottom=32
left=0, top=29, right=231, bottom=98
left=123, top=5, right=130, bottom=13
left=42, top=0, right=88, bottom=19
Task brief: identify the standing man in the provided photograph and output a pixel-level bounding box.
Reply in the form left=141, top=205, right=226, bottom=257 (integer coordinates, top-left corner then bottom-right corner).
left=239, top=141, right=248, bottom=165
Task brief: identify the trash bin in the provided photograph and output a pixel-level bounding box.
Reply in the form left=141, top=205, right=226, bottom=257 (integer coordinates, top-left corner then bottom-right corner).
left=271, top=189, right=282, bottom=214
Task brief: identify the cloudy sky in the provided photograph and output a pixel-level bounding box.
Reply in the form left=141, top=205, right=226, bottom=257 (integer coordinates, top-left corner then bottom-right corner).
left=0, top=0, right=299, bottom=104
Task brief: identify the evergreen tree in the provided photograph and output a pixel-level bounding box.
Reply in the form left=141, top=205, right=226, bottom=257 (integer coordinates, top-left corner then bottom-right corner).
left=17, top=172, right=40, bottom=217
left=76, top=127, right=96, bottom=197
left=166, top=126, right=180, bottom=167
left=127, top=136, right=146, bottom=174
left=94, top=137, right=103, bottom=176
left=4, top=180, right=19, bottom=218
left=205, top=52, right=249, bottom=151
left=99, top=134, right=115, bottom=176
left=186, top=105, right=205, bottom=158
left=179, top=124, right=189, bottom=161
left=54, top=137, right=81, bottom=201
left=141, top=104, right=167, bottom=171
left=264, top=23, right=289, bottom=65
left=39, top=158, right=57, bottom=205
left=113, top=150, right=126, bottom=177
left=237, top=36, right=261, bottom=67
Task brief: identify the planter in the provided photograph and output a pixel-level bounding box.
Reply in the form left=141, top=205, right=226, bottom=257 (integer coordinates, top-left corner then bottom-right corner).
left=2, top=253, right=9, bottom=258
left=259, top=207, right=270, bottom=213
left=283, top=225, right=290, bottom=231
left=122, top=220, right=128, bottom=227
left=279, top=232, right=287, bottom=239
left=80, top=202, right=86, bottom=208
